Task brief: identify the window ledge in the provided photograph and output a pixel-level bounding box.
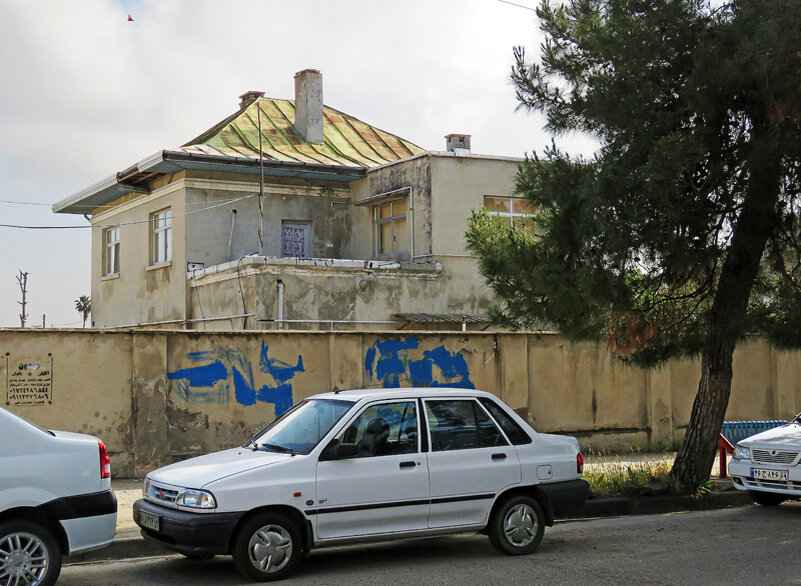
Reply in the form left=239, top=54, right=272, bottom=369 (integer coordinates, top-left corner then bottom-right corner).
left=146, top=261, right=172, bottom=271
left=100, top=273, right=119, bottom=281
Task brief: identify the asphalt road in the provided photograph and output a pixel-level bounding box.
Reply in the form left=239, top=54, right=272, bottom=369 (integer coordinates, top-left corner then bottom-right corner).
left=61, top=503, right=800, bottom=585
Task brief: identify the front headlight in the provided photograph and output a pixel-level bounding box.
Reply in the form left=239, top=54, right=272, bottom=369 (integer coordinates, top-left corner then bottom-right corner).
left=142, top=478, right=151, bottom=499
left=733, top=445, right=751, bottom=461
left=176, top=489, right=217, bottom=509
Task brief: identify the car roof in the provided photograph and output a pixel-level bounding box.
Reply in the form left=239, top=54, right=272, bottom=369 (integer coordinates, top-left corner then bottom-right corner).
left=308, top=387, right=498, bottom=403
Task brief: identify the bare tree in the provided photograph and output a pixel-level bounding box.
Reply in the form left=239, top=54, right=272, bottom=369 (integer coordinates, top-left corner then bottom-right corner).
left=16, top=270, right=28, bottom=328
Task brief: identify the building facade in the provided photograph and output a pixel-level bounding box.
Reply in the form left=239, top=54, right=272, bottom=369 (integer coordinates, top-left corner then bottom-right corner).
left=54, top=70, right=526, bottom=331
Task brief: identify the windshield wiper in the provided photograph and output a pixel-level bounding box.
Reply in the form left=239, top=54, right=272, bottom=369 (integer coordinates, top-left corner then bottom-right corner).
left=243, top=438, right=258, bottom=451
left=258, top=443, right=295, bottom=455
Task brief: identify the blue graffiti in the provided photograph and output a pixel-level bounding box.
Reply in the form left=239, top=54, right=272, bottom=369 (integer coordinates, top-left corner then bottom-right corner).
left=167, top=342, right=304, bottom=416
left=364, top=337, right=474, bottom=389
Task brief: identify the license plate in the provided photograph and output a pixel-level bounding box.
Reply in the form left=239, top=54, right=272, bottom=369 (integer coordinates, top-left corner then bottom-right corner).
left=752, top=468, right=789, bottom=481
left=138, top=511, right=160, bottom=532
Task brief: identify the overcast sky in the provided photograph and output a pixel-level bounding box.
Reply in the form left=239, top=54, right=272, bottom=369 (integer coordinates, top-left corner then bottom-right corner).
left=0, top=0, right=594, bottom=328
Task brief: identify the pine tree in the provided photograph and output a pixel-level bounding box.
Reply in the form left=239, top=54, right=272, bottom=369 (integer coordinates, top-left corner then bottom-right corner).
left=467, top=0, right=801, bottom=490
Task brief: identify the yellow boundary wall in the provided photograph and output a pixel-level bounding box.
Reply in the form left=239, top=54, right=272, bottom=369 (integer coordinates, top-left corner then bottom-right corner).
left=1, top=329, right=797, bottom=477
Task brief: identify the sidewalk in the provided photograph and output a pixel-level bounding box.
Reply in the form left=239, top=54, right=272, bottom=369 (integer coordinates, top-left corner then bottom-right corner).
left=67, top=452, right=746, bottom=564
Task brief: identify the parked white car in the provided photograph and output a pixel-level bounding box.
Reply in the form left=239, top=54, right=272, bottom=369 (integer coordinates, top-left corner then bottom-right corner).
left=729, top=416, right=801, bottom=505
left=0, top=406, right=117, bottom=586
left=134, top=388, right=588, bottom=581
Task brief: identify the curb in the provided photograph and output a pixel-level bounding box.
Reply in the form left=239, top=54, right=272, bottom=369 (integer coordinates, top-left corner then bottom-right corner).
left=65, top=491, right=755, bottom=564
left=567, top=489, right=753, bottom=519
left=66, top=536, right=166, bottom=564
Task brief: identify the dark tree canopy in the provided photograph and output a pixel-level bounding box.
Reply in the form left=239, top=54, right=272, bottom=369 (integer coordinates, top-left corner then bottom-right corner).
left=467, top=0, right=801, bottom=489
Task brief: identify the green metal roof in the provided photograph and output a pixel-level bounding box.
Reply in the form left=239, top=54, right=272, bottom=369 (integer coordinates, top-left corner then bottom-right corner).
left=181, top=97, right=423, bottom=167
left=54, top=97, right=424, bottom=214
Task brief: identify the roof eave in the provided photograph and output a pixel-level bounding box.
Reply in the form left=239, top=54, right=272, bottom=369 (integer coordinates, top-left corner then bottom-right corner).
left=53, top=150, right=368, bottom=215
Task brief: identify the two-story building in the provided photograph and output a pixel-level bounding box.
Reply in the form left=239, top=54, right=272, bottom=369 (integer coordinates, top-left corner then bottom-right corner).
left=53, top=70, right=528, bottom=330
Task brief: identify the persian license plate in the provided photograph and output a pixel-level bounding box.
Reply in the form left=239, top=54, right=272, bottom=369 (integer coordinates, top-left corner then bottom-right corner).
left=752, top=468, right=788, bottom=481
left=138, top=510, right=160, bottom=532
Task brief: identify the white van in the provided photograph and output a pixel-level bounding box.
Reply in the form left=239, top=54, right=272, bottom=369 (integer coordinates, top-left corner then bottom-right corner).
left=134, top=388, right=588, bottom=581
left=0, top=406, right=117, bottom=586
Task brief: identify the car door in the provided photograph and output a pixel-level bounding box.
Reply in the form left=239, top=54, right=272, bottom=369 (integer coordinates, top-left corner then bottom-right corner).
left=425, top=398, right=521, bottom=528
left=314, top=399, right=429, bottom=539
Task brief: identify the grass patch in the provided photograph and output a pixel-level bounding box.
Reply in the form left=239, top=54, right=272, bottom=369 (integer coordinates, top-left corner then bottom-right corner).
left=585, top=457, right=675, bottom=497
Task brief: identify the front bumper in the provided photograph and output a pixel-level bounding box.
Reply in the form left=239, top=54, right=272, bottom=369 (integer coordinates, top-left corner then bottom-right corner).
left=133, top=499, right=244, bottom=556
left=539, top=479, right=590, bottom=517
left=729, top=459, right=801, bottom=495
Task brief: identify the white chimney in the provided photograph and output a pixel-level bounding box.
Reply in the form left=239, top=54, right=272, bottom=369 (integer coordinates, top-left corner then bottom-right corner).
left=294, top=69, right=324, bottom=144
left=445, top=133, right=471, bottom=154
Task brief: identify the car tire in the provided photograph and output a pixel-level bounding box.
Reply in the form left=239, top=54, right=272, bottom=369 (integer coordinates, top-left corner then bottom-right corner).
left=487, top=495, right=545, bottom=555
left=232, top=512, right=302, bottom=581
left=749, top=491, right=787, bottom=506
left=0, top=519, right=62, bottom=586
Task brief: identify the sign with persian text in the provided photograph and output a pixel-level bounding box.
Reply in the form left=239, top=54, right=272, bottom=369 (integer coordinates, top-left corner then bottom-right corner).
left=4, top=354, right=53, bottom=406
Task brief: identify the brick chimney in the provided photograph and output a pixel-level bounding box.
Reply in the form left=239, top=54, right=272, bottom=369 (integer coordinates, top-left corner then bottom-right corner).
left=239, top=90, right=265, bottom=109
left=445, top=134, right=471, bottom=154
left=294, top=69, right=324, bottom=144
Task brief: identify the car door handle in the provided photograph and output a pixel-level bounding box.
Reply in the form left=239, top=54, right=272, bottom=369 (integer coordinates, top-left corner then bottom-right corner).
left=491, top=453, right=507, bottom=461
left=399, top=461, right=417, bottom=469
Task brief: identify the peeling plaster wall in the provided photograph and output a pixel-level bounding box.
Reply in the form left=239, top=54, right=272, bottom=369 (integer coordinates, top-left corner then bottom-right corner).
left=1, top=329, right=798, bottom=478
left=184, top=172, right=353, bottom=265
left=188, top=258, right=448, bottom=330
left=351, top=155, right=433, bottom=260
left=90, top=180, right=187, bottom=328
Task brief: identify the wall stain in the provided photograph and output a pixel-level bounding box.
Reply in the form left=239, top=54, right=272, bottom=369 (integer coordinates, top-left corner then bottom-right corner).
left=365, top=337, right=474, bottom=389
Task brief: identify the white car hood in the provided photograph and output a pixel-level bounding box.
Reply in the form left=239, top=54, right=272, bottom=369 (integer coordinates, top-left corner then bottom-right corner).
left=148, top=447, right=291, bottom=488
left=742, top=423, right=801, bottom=447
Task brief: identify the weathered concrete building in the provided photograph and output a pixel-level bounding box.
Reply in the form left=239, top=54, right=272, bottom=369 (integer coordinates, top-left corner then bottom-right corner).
left=53, top=70, right=527, bottom=330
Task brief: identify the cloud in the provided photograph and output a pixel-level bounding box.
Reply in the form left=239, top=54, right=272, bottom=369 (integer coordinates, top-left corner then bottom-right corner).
left=0, top=0, right=595, bottom=327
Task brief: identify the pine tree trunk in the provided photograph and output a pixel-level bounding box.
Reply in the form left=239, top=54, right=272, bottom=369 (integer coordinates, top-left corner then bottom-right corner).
left=671, top=130, right=781, bottom=491
left=671, top=341, right=735, bottom=490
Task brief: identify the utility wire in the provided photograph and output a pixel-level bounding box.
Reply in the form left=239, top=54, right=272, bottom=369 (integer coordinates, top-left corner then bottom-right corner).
left=496, top=0, right=537, bottom=11
left=0, top=196, right=255, bottom=209
left=0, top=193, right=257, bottom=230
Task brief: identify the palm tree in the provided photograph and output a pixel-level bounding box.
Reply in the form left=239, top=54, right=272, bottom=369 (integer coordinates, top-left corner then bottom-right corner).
left=75, top=296, right=91, bottom=328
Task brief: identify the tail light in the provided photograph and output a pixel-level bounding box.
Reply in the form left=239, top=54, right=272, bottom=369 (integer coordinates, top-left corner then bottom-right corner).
left=99, top=441, right=111, bottom=479
left=577, top=452, right=584, bottom=474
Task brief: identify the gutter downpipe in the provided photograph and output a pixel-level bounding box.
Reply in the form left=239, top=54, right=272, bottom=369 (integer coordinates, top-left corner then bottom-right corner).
left=277, top=280, right=284, bottom=330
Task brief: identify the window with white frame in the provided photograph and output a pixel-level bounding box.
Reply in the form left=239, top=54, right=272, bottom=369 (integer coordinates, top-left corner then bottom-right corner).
left=483, top=196, right=535, bottom=228
left=373, top=198, right=409, bottom=256
left=150, top=208, right=172, bottom=265
left=103, top=226, right=120, bottom=276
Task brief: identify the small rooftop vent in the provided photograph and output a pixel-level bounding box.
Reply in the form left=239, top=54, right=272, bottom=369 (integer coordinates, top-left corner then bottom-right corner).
left=445, top=134, right=471, bottom=154
left=239, top=90, right=265, bottom=108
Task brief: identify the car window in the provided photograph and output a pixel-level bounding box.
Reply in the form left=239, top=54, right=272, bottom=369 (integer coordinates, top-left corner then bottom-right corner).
left=252, top=399, right=354, bottom=454
left=425, top=399, right=507, bottom=451
left=479, top=398, right=532, bottom=445
left=337, top=401, right=418, bottom=458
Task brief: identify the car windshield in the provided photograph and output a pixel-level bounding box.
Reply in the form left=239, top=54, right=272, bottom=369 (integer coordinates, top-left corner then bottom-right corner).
left=249, top=399, right=354, bottom=455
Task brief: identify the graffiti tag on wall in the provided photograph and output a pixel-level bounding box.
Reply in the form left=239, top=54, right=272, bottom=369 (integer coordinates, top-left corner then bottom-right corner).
left=167, top=342, right=303, bottom=416
left=365, top=337, right=474, bottom=389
